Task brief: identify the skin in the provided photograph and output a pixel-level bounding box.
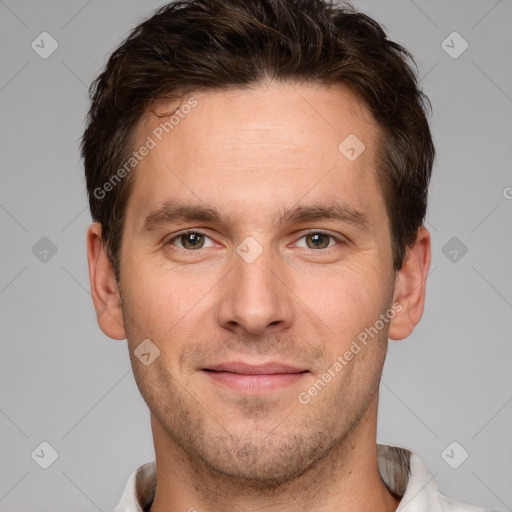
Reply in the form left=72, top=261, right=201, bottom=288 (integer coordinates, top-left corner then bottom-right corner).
left=87, top=82, right=430, bottom=512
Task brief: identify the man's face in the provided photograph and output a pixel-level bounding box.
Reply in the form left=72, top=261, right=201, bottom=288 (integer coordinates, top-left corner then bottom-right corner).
left=118, top=83, right=396, bottom=483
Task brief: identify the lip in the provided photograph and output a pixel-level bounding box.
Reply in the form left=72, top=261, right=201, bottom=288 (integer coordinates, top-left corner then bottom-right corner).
left=205, top=361, right=305, bottom=374
left=202, top=361, right=308, bottom=394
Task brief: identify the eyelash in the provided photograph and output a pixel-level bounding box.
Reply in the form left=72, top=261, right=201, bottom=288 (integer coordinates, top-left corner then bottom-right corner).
left=165, top=229, right=346, bottom=251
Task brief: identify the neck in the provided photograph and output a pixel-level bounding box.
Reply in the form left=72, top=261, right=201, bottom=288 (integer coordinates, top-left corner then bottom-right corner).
left=148, top=397, right=400, bottom=512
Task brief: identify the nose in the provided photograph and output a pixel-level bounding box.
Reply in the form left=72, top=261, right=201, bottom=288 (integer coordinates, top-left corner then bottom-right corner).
left=216, top=242, right=295, bottom=337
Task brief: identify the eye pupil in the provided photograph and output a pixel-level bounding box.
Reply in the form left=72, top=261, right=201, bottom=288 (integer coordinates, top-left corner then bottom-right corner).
left=307, top=233, right=330, bottom=249
left=182, top=233, right=204, bottom=249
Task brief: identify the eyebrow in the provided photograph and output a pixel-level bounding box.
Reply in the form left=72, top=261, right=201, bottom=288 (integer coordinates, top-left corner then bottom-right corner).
left=139, top=199, right=370, bottom=235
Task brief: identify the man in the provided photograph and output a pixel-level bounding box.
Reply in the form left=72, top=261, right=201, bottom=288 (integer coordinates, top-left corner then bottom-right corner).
left=82, top=0, right=491, bottom=510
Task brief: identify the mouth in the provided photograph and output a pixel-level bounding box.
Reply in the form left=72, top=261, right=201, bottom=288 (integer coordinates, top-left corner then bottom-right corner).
left=202, top=361, right=309, bottom=394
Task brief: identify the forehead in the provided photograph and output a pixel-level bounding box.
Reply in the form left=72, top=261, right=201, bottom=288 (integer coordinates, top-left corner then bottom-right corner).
left=125, top=82, right=384, bottom=231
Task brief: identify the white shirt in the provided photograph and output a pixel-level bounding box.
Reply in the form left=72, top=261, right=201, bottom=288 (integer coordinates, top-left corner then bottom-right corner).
left=113, top=444, right=492, bottom=512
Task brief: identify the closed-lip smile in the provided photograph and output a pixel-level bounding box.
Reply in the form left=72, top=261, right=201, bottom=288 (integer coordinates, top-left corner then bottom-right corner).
left=202, top=361, right=309, bottom=394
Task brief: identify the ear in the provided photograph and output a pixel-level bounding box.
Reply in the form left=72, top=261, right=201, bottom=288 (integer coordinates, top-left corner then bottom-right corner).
left=86, top=222, right=126, bottom=340
left=388, top=226, right=431, bottom=340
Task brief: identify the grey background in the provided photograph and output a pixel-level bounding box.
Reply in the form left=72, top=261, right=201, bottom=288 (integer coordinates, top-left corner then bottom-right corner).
left=0, top=0, right=511, bottom=510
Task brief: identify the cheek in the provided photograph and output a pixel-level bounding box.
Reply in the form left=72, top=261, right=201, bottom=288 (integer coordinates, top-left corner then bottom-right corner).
left=121, top=254, right=197, bottom=334
left=299, top=258, right=389, bottom=329
left=120, top=261, right=216, bottom=379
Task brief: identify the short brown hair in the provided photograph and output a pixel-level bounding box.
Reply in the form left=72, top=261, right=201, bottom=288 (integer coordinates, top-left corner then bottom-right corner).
left=81, top=0, right=434, bottom=281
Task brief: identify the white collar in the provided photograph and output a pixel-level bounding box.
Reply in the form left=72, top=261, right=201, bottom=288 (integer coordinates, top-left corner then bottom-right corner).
left=113, top=444, right=490, bottom=512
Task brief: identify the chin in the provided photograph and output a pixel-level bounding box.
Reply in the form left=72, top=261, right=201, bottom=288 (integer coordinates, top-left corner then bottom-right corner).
left=188, top=428, right=331, bottom=490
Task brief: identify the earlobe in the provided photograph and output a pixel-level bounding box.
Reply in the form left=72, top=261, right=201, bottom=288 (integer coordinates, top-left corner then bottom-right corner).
left=86, top=222, right=126, bottom=340
left=388, top=227, right=431, bottom=341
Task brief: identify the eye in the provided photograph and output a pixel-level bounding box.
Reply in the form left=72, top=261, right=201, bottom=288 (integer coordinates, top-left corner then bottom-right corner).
left=166, top=230, right=345, bottom=252
left=294, top=231, right=343, bottom=250
left=167, top=230, right=215, bottom=250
